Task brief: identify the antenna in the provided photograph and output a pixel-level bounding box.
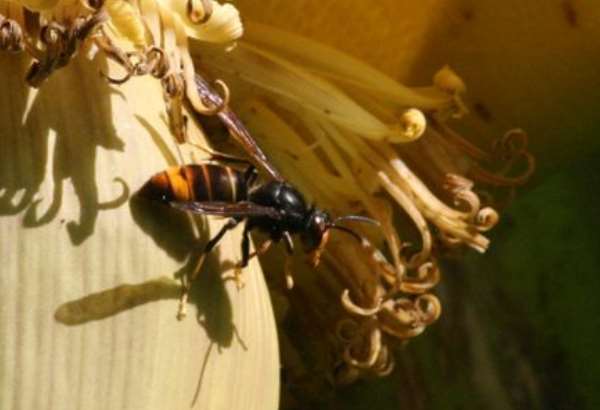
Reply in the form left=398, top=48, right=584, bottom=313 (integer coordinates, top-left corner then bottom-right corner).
left=332, top=215, right=380, bottom=227
left=329, top=225, right=364, bottom=243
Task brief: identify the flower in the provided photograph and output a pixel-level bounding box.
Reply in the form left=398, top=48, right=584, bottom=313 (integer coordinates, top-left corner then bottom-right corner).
left=192, top=1, right=535, bottom=395
left=0, top=1, right=278, bottom=409
left=4, top=0, right=586, bottom=408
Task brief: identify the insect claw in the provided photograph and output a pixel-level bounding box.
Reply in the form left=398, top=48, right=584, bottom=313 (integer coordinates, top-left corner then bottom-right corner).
left=284, top=256, right=295, bottom=289
left=233, top=265, right=245, bottom=289
left=176, top=291, right=188, bottom=320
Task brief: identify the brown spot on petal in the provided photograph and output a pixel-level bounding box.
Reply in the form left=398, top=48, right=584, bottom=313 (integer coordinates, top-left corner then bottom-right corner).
left=473, top=101, right=493, bottom=123
left=562, top=0, right=578, bottom=28
left=461, top=8, right=475, bottom=22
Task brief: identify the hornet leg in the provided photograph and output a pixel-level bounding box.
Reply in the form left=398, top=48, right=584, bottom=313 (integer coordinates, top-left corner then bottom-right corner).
left=233, top=223, right=251, bottom=289
left=283, top=232, right=295, bottom=290
left=177, top=217, right=240, bottom=320
left=233, top=232, right=273, bottom=289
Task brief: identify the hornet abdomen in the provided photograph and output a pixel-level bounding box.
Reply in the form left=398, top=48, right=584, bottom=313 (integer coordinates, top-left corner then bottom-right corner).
left=139, top=164, right=247, bottom=204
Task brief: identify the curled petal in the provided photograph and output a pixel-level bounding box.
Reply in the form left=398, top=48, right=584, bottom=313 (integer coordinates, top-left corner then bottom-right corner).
left=334, top=363, right=361, bottom=385
left=380, top=298, right=418, bottom=327
left=378, top=170, right=433, bottom=266
left=343, top=326, right=382, bottom=369
left=470, top=129, right=536, bottom=187
left=415, top=294, right=442, bottom=325
left=336, top=319, right=360, bottom=343
left=389, top=108, right=426, bottom=142
left=433, top=65, right=466, bottom=95
left=176, top=0, right=243, bottom=42
left=400, top=262, right=441, bottom=294
left=444, top=173, right=474, bottom=191
left=144, top=46, right=170, bottom=78
left=444, top=174, right=481, bottom=219
left=196, top=1, right=243, bottom=42
left=387, top=158, right=493, bottom=254
left=186, top=0, right=213, bottom=24
left=341, top=289, right=382, bottom=316
left=453, top=189, right=480, bottom=219
left=381, top=321, right=425, bottom=339
left=470, top=157, right=535, bottom=187
left=475, top=207, right=499, bottom=231
left=372, top=345, right=395, bottom=377
left=494, top=128, right=529, bottom=156
left=433, top=65, right=468, bottom=118
left=378, top=298, right=432, bottom=339
left=0, top=16, right=24, bottom=52
left=438, top=231, right=464, bottom=248
left=357, top=236, right=400, bottom=286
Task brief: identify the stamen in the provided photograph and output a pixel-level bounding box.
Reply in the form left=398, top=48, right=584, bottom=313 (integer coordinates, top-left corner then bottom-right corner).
left=342, top=324, right=381, bottom=369
left=399, top=262, right=440, bottom=294
left=0, top=14, right=24, bottom=52
left=372, top=345, right=395, bottom=377
left=395, top=108, right=426, bottom=141
left=145, top=46, right=170, bottom=78
left=187, top=0, right=213, bottom=24
left=415, top=293, right=442, bottom=324
left=433, top=65, right=468, bottom=118
left=26, top=10, right=107, bottom=87
left=340, top=289, right=382, bottom=316
left=335, top=319, right=360, bottom=343
left=162, top=72, right=188, bottom=143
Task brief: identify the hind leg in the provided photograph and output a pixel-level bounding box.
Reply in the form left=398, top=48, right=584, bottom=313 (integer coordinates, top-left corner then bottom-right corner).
left=177, top=218, right=240, bottom=320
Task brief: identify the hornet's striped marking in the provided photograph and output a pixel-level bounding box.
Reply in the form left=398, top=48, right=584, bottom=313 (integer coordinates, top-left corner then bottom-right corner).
left=225, top=166, right=237, bottom=202
left=141, top=164, right=248, bottom=204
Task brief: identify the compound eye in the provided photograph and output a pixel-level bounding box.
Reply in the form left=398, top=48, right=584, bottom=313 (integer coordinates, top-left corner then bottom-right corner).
left=302, top=213, right=329, bottom=251
left=316, top=215, right=327, bottom=231
left=301, top=228, right=321, bottom=251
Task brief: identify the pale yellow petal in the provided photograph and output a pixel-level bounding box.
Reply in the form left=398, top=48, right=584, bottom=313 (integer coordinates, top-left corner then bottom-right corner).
left=12, top=0, right=60, bottom=12
left=0, top=55, right=279, bottom=410
left=234, top=0, right=600, bottom=172
left=160, top=0, right=243, bottom=43
left=105, top=0, right=149, bottom=47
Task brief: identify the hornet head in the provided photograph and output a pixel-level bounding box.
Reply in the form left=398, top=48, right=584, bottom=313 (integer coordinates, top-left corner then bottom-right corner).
left=302, top=209, right=380, bottom=267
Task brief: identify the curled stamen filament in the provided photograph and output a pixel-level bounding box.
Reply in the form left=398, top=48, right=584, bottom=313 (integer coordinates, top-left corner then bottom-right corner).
left=0, top=14, right=24, bottom=52
left=343, top=323, right=382, bottom=369
left=341, top=289, right=382, bottom=316
left=399, top=262, right=441, bottom=294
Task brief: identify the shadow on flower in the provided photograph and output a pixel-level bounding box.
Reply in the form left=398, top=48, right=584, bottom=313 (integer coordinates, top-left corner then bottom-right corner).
left=53, top=246, right=237, bottom=348
left=0, top=54, right=128, bottom=245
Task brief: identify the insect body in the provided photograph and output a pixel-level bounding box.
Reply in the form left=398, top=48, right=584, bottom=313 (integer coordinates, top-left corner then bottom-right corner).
left=140, top=163, right=251, bottom=205
left=140, top=163, right=376, bottom=318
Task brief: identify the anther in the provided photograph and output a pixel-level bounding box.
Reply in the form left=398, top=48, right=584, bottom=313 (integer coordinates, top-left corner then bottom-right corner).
left=187, top=0, right=214, bottom=24
left=0, top=16, right=25, bottom=53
